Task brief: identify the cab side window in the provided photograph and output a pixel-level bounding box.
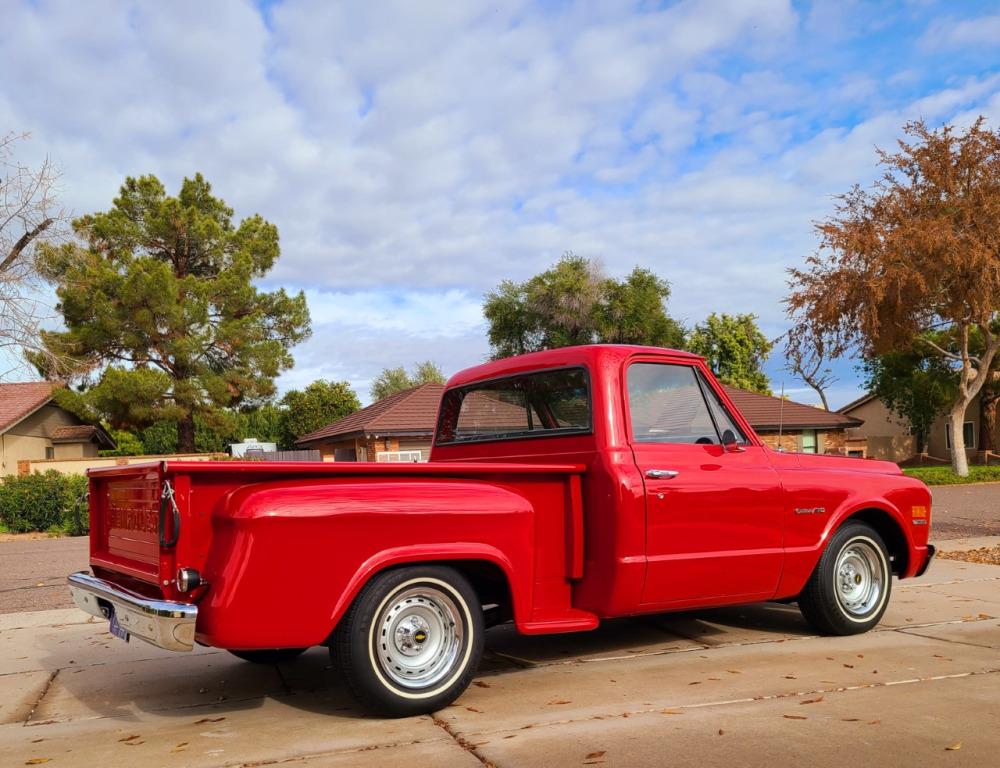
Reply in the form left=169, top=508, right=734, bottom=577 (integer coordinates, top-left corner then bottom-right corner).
left=628, top=363, right=720, bottom=444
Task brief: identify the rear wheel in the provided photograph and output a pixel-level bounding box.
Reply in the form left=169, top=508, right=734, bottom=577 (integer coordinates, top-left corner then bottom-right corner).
left=228, top=648, right=308, bottom=664
left=331, top=565, right=484, bottom=717
left=798, top=522, right=892, bottom=635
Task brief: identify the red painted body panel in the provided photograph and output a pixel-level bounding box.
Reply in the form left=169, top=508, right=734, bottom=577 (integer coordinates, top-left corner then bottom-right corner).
left=85, top=344, right=933, bottom=649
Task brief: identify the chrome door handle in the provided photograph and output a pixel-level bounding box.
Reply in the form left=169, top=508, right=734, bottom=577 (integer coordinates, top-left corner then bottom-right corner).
left=645, top=469, right=679, bottom=479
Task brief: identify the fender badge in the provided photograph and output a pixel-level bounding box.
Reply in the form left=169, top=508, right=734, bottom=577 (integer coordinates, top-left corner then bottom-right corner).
left=794, top=507, right=826, bottom=515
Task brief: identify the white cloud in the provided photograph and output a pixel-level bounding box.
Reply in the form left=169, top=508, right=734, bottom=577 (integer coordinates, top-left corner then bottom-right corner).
left=921, top=13, right=1000, bottom=49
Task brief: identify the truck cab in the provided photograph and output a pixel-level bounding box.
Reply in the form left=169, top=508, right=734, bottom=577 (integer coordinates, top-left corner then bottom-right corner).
left=69, top=344, right=934, bottom=716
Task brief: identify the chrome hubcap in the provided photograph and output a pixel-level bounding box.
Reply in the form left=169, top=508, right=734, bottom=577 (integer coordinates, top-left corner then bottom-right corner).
left=835, top=540, right=884, bottom=617
left=374, top=586, right=463, bottom=689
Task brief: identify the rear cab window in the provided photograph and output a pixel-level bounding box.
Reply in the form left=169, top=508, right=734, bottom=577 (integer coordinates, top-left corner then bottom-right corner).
left=436, top=367, right=592, bottom=445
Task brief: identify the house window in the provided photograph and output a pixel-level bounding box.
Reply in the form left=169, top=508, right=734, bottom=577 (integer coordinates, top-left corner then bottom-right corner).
left=945, top=421, right=976, bottom=450
left=800, top=429, right=818, bottom=454
left=45, top=446, right=55, bottom=460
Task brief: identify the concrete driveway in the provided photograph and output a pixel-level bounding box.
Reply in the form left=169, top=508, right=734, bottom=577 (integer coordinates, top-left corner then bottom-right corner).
left=1, top=556, right=998, bottom=767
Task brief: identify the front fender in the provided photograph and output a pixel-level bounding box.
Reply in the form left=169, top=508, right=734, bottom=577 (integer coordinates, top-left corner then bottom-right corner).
left=195, top=478, right=534, bottom=649
left=777, top=477, right=930, bottom=596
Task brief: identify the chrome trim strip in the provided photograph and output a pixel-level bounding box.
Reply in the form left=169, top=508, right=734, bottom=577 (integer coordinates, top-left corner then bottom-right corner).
left=67, top=571, right=197, bottom=652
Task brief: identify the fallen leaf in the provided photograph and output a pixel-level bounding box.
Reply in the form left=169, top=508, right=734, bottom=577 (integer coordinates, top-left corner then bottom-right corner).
left=25, top=760, right=51, bottom=766
left=718, top=729, right=724, bottom=736
left=194, top=716, right=226, bottom=724
left=801, top=696, right=824, bottom=705
left=35, top=583, right=45, bottom=587
left=841, top=718, right=860, bottom=722
left=979, top=613, right=993, bottom=620
left=784, top=675, right=797, bottom=680
left=783, top=714, right=808, bottom=720
left=688, top=681, right=702, bottom=685
left=170, top=742, right=189, bottom=753
left=946, top=742, right=962, bottom=751
left=727, top=670, right=741, bottom=675
left=473, top=681, right=491, bottom=688
left=857, top=654, right=864, bottom=659
left=466, top=706, right=482, bottom=713
left=586, top=752, right=607, bottom=759
left=118, top=735, right=141, bottom=743
left=868, top=720, right=881, bottom=725
left=661, top=709, right=684, bottom=715
left=843, top=663, right=854, bottom=668
left=548, top=699, right=571, bottom=706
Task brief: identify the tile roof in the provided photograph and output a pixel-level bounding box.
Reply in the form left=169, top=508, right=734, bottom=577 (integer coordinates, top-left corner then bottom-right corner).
left=51, top=424, right=117, bottom=448
left=722, top=386, right=862, bottom=431
left=296, top=383, right=445, bottom=445
left=0, top=382, right=58, bottom=433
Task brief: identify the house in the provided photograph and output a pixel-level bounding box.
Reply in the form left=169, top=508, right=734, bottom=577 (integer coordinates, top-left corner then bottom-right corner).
left=297, top=381, right=865, bottom=461
left=295, top=383, right=444, bottom=462
left=721, top=386, right=866, bottom=456
left=839, top=392, right=982, bottom=463
left=0, top=382, right=116, bottom=476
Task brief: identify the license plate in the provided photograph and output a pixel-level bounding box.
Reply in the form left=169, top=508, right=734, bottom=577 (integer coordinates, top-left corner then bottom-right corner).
left=108, top=608, right=130, bottom=642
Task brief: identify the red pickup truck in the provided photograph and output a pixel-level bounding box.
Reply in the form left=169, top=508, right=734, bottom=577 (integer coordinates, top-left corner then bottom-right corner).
left=68, top=344, right=934, bottom=715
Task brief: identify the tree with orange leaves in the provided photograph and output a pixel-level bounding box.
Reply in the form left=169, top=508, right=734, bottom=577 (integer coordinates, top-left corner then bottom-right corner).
left=787, top=118, right=1000, bottom=476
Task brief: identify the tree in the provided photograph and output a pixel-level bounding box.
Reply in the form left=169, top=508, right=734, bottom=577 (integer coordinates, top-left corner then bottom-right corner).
left=0, top=132, right=61, bottom=377
left=784, top=325, right=838, bottom=410
left=596, top=267, right=686, bottom=348
left=862, top=342, right=956, bottom=454
left=786, top=118, right=1000, bottom=476
left=370, top=361, right=446, bottom=401
left=483, top=253, right=684, bottom=359
left=280, top=379, right=360, bottom=445
left=688, top=313, right=773, bottom=394
left=36, top=173, right=311, bottom=451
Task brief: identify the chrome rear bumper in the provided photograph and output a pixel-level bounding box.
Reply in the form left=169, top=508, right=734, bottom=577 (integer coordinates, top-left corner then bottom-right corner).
left=67, top=571, right=197, bottom=652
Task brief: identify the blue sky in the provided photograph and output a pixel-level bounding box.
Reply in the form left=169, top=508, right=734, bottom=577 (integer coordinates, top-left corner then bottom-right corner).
left=2, top=0, right=999, bottom=406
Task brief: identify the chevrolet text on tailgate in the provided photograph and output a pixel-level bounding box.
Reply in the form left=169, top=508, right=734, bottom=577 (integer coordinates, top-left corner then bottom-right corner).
left=68, top=345, right=935, bottom=716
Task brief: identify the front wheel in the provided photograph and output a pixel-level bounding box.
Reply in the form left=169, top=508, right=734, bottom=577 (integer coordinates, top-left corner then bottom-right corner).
left=798, top=523, right=892, bottom=635
left=331, top=565, right=484, bottom=717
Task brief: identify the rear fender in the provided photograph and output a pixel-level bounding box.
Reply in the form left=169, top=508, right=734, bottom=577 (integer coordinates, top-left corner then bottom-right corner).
left=197, top=478, right=535, bottom=649
left=328, top=543, right=521, bottom=633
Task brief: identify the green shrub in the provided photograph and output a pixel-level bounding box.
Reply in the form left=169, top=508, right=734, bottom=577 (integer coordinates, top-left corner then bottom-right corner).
left=903, top=465, right=1000, bottom=485
left=0, top=471, right=89, bottom=535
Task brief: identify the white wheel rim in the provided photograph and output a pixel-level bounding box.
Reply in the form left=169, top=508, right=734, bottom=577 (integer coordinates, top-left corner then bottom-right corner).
left=373, top=585, right=464, bottom=690
left=835, top=539, right=884, bottom=618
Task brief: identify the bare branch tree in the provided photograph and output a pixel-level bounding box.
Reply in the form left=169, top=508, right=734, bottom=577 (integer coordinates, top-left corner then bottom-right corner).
left=783, top=325, right=838, bottom=411
left=0, top=131, right=63, bottom=380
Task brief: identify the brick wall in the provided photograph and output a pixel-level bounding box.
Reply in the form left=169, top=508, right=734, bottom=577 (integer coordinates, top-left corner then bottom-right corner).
left=758, top=429, right=853, bottom=455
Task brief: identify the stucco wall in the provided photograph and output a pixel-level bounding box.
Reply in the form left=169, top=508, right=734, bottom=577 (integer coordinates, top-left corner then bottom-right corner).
left=18, top=452, right=226, bottom=476
left=927, top=397, right=981, bottom=459
left=0, top=433, right=51, bottom=476
left=843, top=398, right=915, bottom=462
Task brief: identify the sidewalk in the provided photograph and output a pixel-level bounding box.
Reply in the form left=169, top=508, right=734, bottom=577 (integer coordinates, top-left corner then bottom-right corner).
left=1, top=558, right=998, bottom=767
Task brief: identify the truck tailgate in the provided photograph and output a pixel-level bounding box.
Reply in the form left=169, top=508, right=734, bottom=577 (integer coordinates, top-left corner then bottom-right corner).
left=89, top=463, right=171, bottom=588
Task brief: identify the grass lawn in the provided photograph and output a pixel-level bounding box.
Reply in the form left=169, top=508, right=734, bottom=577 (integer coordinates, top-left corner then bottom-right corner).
left=903, top=465, right=1000, bottom=485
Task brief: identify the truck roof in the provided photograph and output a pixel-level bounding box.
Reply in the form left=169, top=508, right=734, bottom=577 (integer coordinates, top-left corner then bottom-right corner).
left=445, top=344, right=701, bottom=389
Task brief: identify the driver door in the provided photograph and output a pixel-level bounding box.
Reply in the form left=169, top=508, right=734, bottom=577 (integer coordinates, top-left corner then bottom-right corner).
left=627, top=361, right=784, bottom=606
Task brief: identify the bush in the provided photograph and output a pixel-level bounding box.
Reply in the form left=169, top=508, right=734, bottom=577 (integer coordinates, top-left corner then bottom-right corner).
left=0, top=471, right=89, bottom=535
left=903, top=465, right=1000, bottom=485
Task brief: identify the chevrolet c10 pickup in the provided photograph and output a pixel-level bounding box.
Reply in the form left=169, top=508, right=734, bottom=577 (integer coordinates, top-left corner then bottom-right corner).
left=68, top=344, right=934, bottom=715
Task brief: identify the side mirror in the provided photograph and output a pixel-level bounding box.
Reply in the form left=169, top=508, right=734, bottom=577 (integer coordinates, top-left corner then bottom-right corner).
left=721, top=429, right=745, bottom=452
